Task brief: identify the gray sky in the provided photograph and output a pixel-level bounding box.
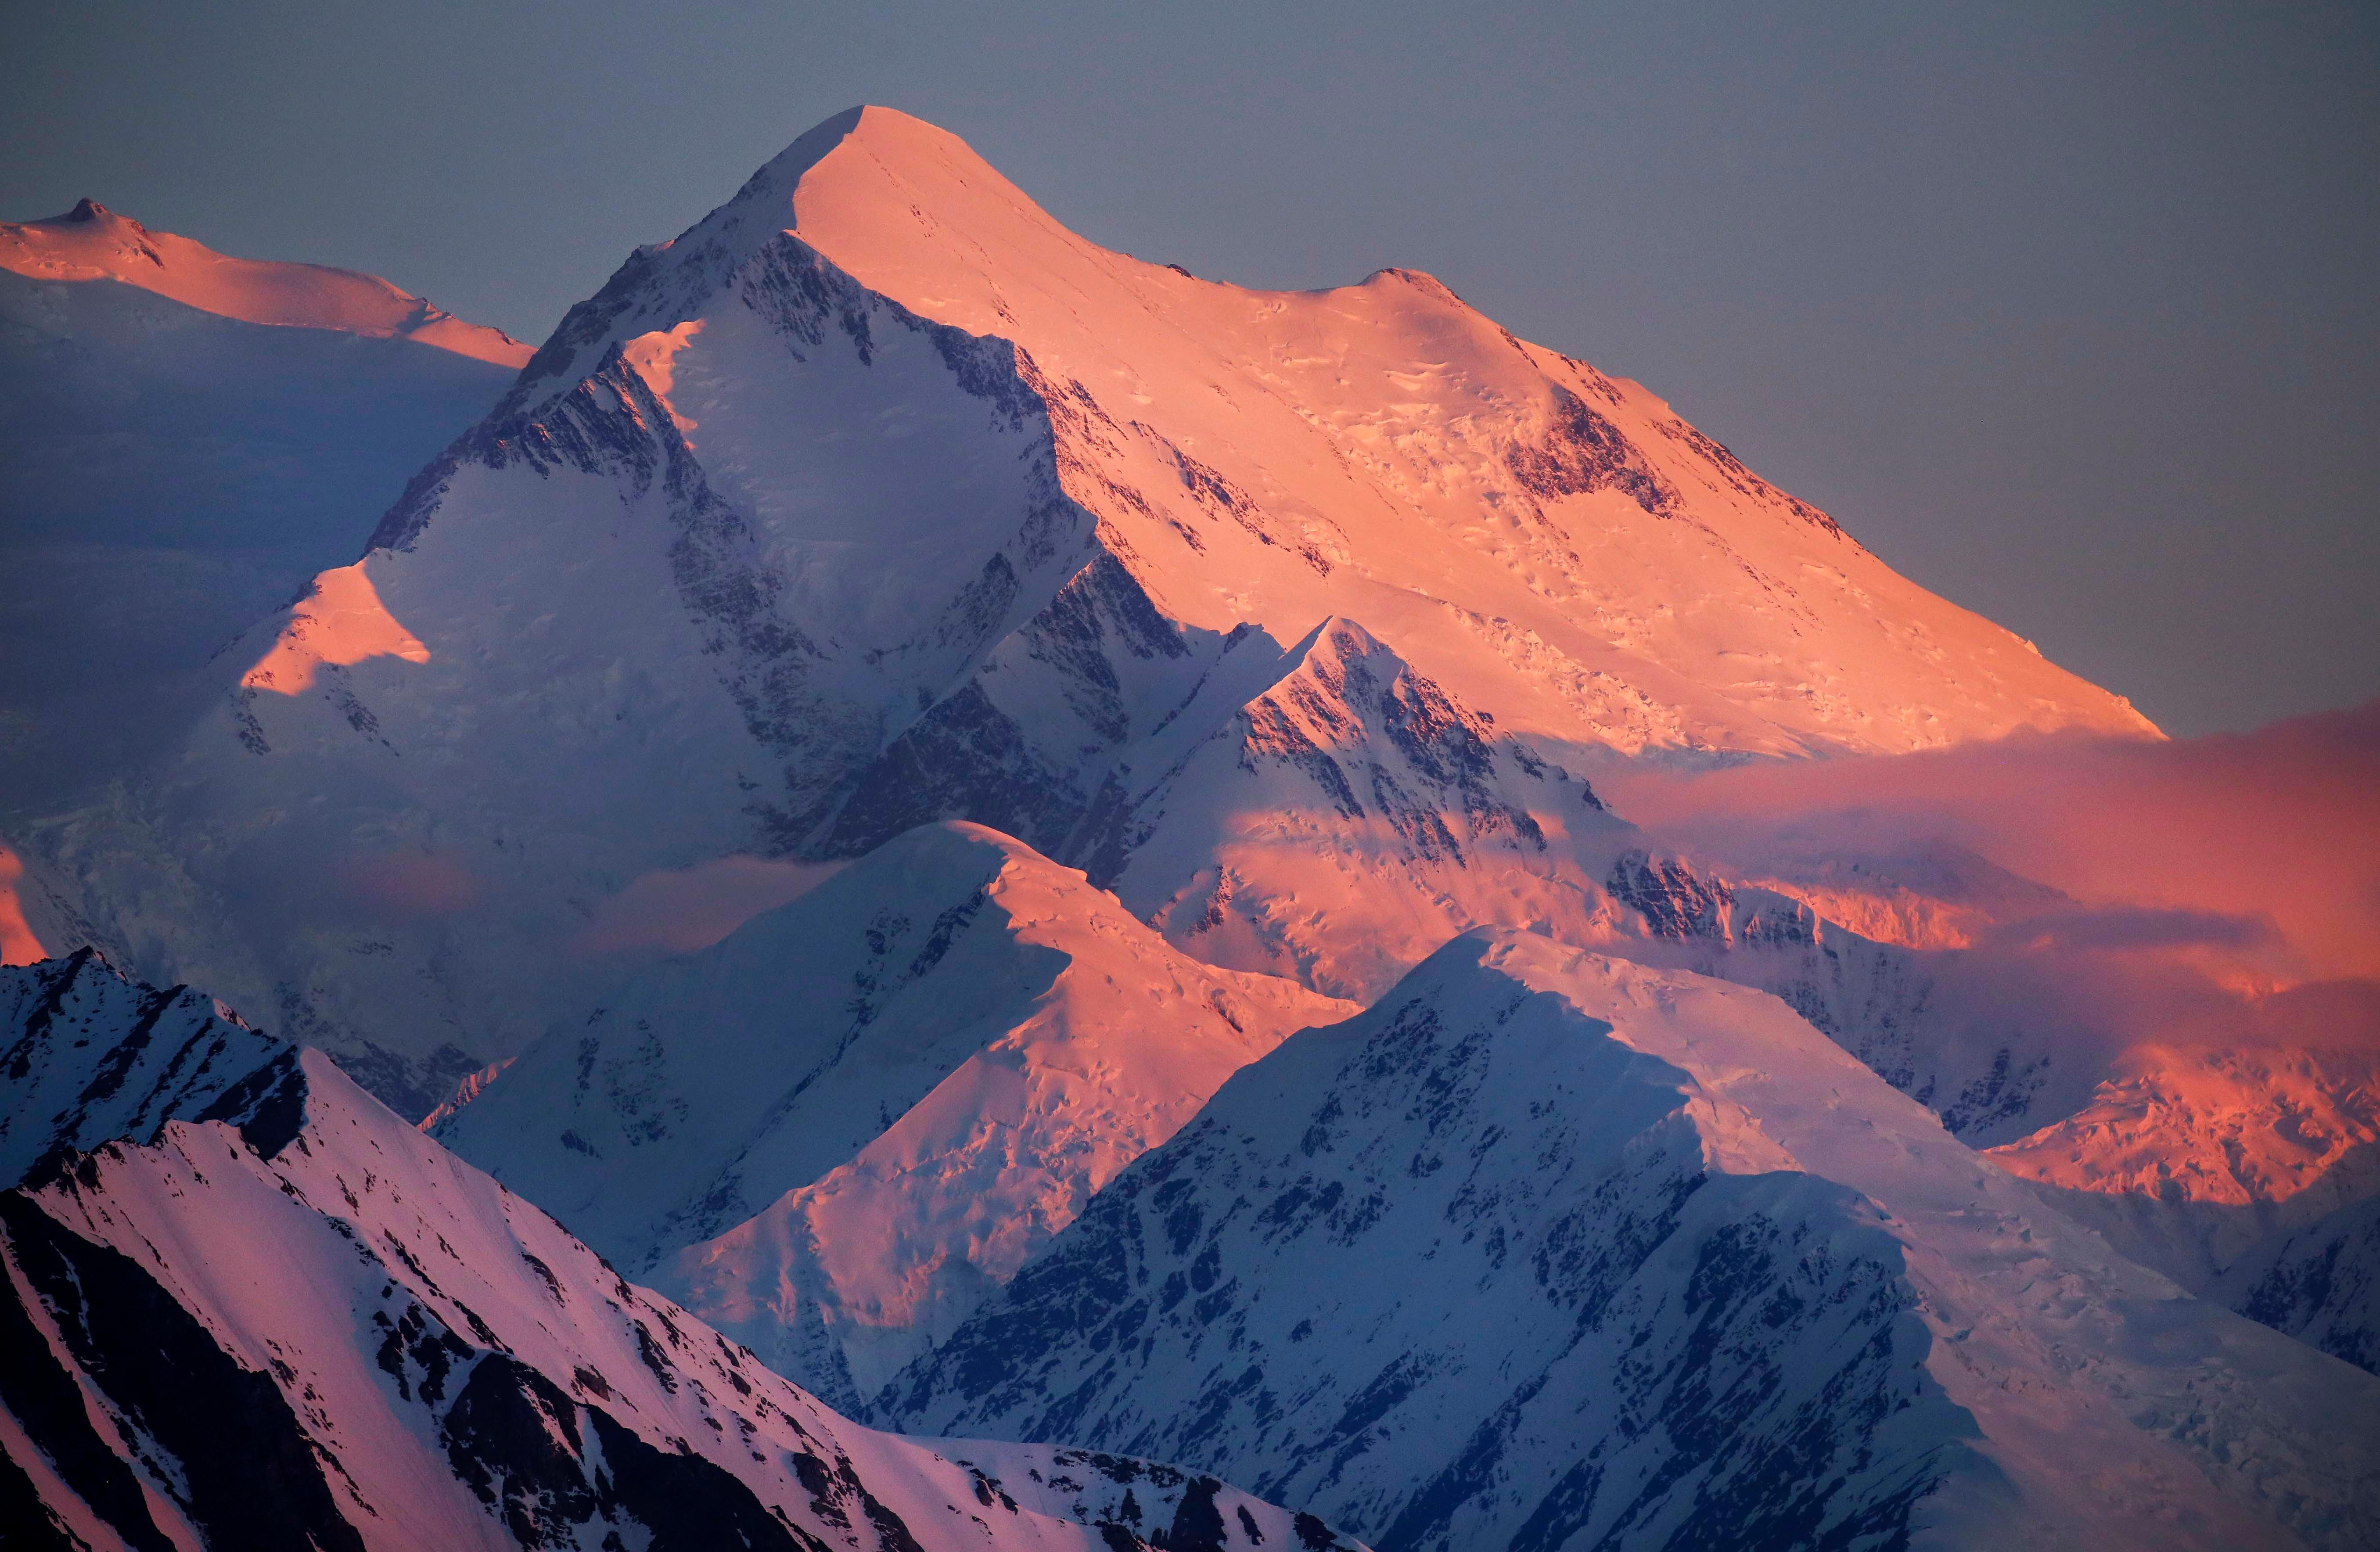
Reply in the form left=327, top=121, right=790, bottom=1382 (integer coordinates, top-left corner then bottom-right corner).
left=6, top=0, right=2373, bottom=736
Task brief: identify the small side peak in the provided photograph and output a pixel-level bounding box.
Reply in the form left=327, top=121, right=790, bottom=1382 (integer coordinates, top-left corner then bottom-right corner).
left=1306, top=614, right=1391, bottom=658
left=1260, top=616, right=1403, bottom=696
left=38, top=198, right=142, bottom=234
left=1363, top=265, right=1462, bottom=297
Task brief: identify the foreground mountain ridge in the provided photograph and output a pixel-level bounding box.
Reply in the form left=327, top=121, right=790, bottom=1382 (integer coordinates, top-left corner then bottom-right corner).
left=883, top=930, right=2380, bottom=1552
left=0, top=952, right=1368, bottom=1552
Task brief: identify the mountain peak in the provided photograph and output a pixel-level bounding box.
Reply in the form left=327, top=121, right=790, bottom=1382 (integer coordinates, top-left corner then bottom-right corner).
left=708, top=106, right=1009, bottom=229
left=61, top=196, right=116, bottom=224
left=74, top=90, right=2159, bottom=1118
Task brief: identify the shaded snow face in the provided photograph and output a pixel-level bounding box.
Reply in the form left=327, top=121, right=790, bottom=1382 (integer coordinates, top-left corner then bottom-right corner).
left=2216, top=1190, right=2380, bottom=1376
left=0, top=951, right=1371, bottom=1552
left=26, top=231, right=1083, bottom=1118
left=881, top=932, right=2380, bottom=1552
left=0, top=263, right=521, bottom=819
left=0, top=200, right=526, bottom=818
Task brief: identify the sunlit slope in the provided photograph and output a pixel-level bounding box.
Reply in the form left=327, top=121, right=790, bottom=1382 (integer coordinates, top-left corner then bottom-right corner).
left=0, top=198, right=529, bottom=366
left=780, top=109, right=2154, bottom=753
left=431, top=822, right=1354, bottom=1411
left=501, top=106, right=2151, bottom=763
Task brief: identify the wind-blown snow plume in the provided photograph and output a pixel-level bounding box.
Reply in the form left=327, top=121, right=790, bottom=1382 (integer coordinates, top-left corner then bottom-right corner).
left=1598, top=703, right=2380, bottom=1300
left=1599, top=698, right=2380, bottom=982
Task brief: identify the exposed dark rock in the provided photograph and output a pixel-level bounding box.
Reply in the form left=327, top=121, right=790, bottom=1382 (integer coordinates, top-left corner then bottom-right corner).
left=0, top=1194, right=366, bottom=1552
left=1504, top=388, right=1676, bottom=518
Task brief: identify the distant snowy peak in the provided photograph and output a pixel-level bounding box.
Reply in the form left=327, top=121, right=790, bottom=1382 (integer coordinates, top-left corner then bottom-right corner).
left=1984, top=1043, right=2380, bottom=1290
left=1991, top=1043, right=2380, bottom=1210
left=0, top=198, right=531, bottom=366
left=0, top=955, right=1370, bottom=1552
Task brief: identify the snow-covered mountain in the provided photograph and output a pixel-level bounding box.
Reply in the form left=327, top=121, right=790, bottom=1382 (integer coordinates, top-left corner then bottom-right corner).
left=881, top=931, right=2380, bottom=1552
left=427, top=813, right=2162, bottom=1414
left=14, top=106, right=2156, bottom=1116
left=0, top=200, right=528, bottom=816
left=432, top=821, right=1353, bottom=1409
left=6, top=103, right=2374, bottom=1552
left=1970, top=1032, right=2380, bottom=1379
left=0, top=950, right=1368, bottom=1552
